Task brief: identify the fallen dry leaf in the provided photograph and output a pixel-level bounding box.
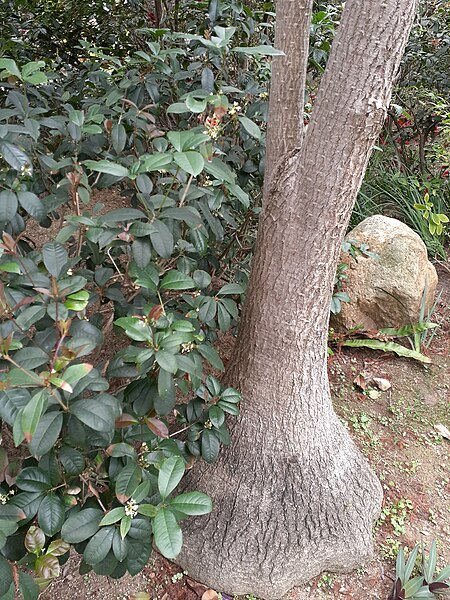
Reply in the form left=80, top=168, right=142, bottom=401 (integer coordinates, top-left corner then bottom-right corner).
left=353, top=373, right=369, bottom=390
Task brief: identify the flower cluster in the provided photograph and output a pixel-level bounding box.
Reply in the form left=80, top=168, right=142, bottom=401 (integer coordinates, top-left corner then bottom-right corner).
left=204, top=116, right=222, bottom=139
left=124, top=499, right=139, bottom=518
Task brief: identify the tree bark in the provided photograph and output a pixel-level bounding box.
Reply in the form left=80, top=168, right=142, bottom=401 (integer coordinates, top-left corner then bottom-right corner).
left=177, top=1, right=419, bottom=598
left=263, top=0, right=313, bottom=192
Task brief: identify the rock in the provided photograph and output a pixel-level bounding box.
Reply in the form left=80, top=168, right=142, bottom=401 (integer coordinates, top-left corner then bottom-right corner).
left=334, top=215, right=438, bottom=331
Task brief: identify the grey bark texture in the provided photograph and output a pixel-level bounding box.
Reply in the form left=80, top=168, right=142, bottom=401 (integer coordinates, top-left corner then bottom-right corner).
left=177, top=1, right=419, bottom=598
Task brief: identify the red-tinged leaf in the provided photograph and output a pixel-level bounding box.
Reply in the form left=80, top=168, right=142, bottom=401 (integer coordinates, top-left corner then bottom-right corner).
left=430, top=582, right=449, bottom=591
left=115, top=413, right=139, bottom=428
left=11, top=296, right=36, bottom=311
left=145, top=417, right=169, bottom=438
left=49, top=377, right=73, bottom=393
left=148, top=304, right=164, bottom=320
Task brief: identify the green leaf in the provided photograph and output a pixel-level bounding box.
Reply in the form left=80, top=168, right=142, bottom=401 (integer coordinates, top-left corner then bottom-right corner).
left=120, top=515, right=132, bottom=539
left=342, top=339, right=431, bottom=363
left=46, top=539, right=70, bottom=556
left=0, top=261, right=21, bottom=274
left=139, top=152, right=173, bottom=172
left=158, top=456, right=185, bottom=499
left=238, top=115, right=261, bottom=140
left=112, top=530, right=128, bottom=562
left=59, top=446, right=84, bottom=475
left=18, top=571, right=40, bottom=600
left=167, top=131, right=209, bottom=152
left=16, top=467, right=51, bottom=492
left=160, top=270, right=196, bottom=290
left=209, top=406, right=225, bottom=428
left=42, top=241, right=68, bottom=277
left=83, top=526, right=115, bottom=565
left=115, top=464, right=142, bottom=504
left=0, top=58, right=22, bottom=78
left=149, top=220, right=174, bottom=258
left=173, top=151, right=204, bottom=177
left=35, top=554, right=60, bottom=579
left=185, top=95, right=208, bottom=113
left=137, top=504, right=157, bottom=518
left=201, top=429, right=220, bottom=463
left=17, top=192, right=47, bottom=221
left=152, top=508, right=182, bottom=559
left=21, top=389, right=48, bottom=442
left=220, top=387, right=241, bottom=404
left=112, top=123, right=127, bottom=154
left=217, top=283, right=245, bottom=295
left=233, top=44, right=284, bottom=56
left=227, top=184, right=250, bottom=208
left=0, top=191, right=18, bottom=222
left=15, top=305, right=47, bottom=330
left=0, top=556, right=13, bottom=596
left=13, top=347, right=48, bottom=370
left=155, top=350, right=178, bottom=374
left=62, top=363, right=93, bottom=387
left=99, top=507, right=126, bottom=526
left=38, top=494, right=65, bottom=536
left=61, top=508, right=103, bottom=543
left=196, top=343, right=224, bottom=371
left=115, top=317, right=152, bottom=342
left=204, top=158, right=235, bottom=184
left=0, top=141, right=31, bottom=173
left=0, top=521, right=18, bottom=550
left=70, top=394, right=119, bottom=432
left=169, top=492, right=212, bottom=516
left=83, top=160, right=129, bottom=178
left=192, top=270, right=211, bottom=289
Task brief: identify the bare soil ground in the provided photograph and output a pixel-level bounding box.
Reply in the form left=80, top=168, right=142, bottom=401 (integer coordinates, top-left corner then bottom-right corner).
left=22, top=193, right=450, bottom=599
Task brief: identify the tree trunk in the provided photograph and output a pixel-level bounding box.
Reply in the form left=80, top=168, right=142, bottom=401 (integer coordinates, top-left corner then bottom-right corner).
left=263, top=0, right=313, bottom=191
left=177, top=1, right=419, bottom=598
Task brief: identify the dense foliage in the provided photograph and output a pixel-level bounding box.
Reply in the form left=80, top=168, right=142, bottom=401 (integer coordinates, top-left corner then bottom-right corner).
left=0, top=0, right=448, bottom=598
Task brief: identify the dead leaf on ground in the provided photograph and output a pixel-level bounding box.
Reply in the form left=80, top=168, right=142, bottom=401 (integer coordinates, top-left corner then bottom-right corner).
left=435, top=424, right=450, bottom=440
left=354, top=373, right=369, bottom=390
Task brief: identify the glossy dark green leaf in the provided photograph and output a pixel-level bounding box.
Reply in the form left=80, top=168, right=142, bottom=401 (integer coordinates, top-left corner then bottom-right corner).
left=160, top=270, right=195, bottom=290
left=158, top=456, right=185, bottom=499
left=17, top=192, right=47, bottom=221
left=196, top=343, right=224, bottom=371
left=38, top=494, right=65, bottom=536
left=84, top=160, right=129, bottom=178
left=16, top=467, right=51, bottom=492
left=29, top=411, right=63, bottom=457
left=201, top=429, right=220, bottom=463
left=18, top=571, right=40, bottom=600
left=59, top=445, right=85, bottom=475
left=21, top=389, right=48, bottom=442
left=61, top=508, right=102, bottom=543
left=0, top=556, right=13, bottom=596
left=169, top=492, right=212, bottom=516
left=152, top=508, right=182, bottom=559
left=42, top=241, right=68, bottom=277
left=83, top=526, right=115, bottom=565
left=115, top=464, right=142, bottom=504
left=70, top=394, right=120, bottom=432
left=0, top=191, right=18, bottom=223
